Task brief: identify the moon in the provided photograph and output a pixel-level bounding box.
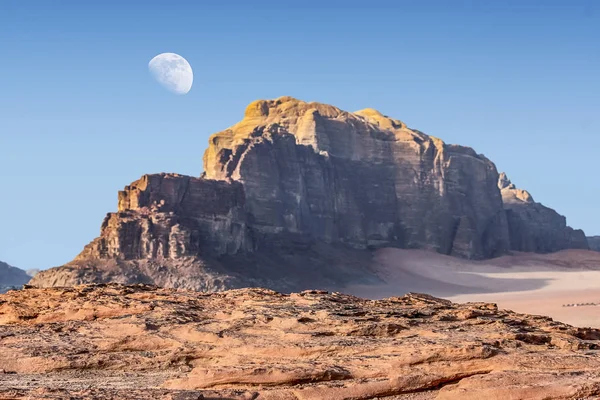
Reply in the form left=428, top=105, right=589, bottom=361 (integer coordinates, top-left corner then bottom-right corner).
left=148, top=53, right=193, bottom=95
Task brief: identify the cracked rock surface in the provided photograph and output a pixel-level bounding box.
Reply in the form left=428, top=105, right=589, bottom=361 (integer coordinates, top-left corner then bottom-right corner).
left=1, top=284, right=600, bottom=399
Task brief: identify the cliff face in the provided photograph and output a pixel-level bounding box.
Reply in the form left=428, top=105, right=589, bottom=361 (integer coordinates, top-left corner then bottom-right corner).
left=498, top=173, right=588, bottom=253
left=202, top=97, right=509, bottom=259
left=588, top=236, right=600, bottom=252
left=78, top=175, right=249, bottom=261
left=30, top=97, right=587, bottom=291
left=0, top=261, right=30, bottom=293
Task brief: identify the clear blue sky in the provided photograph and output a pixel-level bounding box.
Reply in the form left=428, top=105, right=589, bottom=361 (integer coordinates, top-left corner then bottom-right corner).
left=1, top=1, right=598, bottom=270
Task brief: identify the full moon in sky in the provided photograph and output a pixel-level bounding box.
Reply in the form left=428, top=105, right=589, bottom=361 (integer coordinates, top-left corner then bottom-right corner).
left=148, top=53, right=193, bottom=95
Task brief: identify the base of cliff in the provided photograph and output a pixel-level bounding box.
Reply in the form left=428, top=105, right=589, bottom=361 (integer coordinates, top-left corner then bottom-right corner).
left=29, top=242, right=381, bottom=293
left=30, top=247, right=600, bottom=297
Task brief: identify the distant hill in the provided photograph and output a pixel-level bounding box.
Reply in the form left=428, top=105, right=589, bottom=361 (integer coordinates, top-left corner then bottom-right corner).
left=0, top=261, right=31, bottom=294
left=588, top=236, right=600, bottom=252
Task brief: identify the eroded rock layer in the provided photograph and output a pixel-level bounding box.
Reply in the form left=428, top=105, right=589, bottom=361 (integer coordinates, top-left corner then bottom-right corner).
left=30, top=97, right=587, bottom=290
left=1, top=284, right=600, bottom=399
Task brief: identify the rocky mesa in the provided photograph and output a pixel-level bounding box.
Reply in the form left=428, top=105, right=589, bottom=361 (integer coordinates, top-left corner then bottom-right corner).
left=2, top=284, right=600, bottom=399
left=30, top=97, right=587, bottom=291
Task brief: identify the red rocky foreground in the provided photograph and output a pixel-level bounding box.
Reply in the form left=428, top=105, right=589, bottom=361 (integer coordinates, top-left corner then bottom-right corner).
left=1, top=284, right=600, bottom=399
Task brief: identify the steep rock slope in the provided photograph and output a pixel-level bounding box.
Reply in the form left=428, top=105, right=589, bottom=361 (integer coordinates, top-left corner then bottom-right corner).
left=31, top=97, right=587, bottom=291
left=0, top=261, right=30, bottom=294
left=498, top=173, right=588, bottom=253
left=2, top=284, right=600, bottom=399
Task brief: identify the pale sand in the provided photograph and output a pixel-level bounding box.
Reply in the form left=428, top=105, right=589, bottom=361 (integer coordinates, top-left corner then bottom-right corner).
left=450, top=288, right=600, bottom=329
left=344, top=248, right=600, bottom=328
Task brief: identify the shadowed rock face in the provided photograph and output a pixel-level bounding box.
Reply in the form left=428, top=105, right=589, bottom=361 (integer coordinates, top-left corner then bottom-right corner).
left=202, top=98, right=510, bottom=259
left=81, top=175, right=249, bottom=261
left=0, top=261, right=30, bottom=294
left=30, top=97, right=587, bottom=291
left=588, top=236, right=600, bottom=252
left=498, top=173, right=588, bottom=253
left=1, top=284, right=600, bottom=399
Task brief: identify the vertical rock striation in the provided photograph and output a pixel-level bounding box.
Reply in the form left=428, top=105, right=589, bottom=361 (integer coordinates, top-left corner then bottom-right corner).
left=77, top=174, right=249, bottom=261
left=203, top=97, right=510, bottom=259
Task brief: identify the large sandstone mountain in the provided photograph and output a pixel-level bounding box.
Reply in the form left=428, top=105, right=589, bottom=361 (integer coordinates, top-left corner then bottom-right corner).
left=0, top=261, right=30, bottom=294
left=30, top=97, right=587, bottom=291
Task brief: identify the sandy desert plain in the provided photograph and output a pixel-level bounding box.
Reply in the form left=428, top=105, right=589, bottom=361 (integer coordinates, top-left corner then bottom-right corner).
left=346, top=248, right=600, bottom=328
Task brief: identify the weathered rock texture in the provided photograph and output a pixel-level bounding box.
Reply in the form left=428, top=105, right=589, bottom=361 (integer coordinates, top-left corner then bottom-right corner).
left=498, top=173, right=588, bottom=253
left=2, top=284, right=600, bottom=399
left=0, top=261, right=30, bottom=294
left=31, top=97, right=587, bottom=291
left=202, top=98, right=511, bottom=259
left=587, top=236, right=600, bottom=252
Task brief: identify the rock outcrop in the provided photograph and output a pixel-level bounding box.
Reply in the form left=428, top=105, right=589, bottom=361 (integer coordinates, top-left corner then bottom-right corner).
left=588, top=236, right=600, bottom=252
left=0, top=261, right=30, bottom=294
left=498, top=173, right=588, bottom=253
left=30, top=97, right=587, bottom=291
left=2, top=284, right=600, bottom=399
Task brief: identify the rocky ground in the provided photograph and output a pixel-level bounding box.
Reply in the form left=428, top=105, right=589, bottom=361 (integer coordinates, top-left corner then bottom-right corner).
left=1, top=284, right=600, bottom=399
